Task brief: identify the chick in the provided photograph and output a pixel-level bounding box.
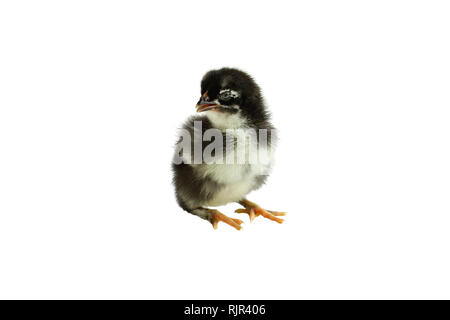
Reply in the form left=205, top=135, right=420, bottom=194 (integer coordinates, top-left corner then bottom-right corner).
left=172, top=68, right=285, bottom=230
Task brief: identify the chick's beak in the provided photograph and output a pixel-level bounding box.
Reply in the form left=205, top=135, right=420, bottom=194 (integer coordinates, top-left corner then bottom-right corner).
left=196, top=100, right=219, bottom=112
left=196, top=92, right=219, bottom=112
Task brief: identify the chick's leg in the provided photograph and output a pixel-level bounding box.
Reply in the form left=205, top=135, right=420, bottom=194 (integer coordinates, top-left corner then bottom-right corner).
left=192, top=207, right=243, bottom=231
left=235, top=199, right=286, bottom=223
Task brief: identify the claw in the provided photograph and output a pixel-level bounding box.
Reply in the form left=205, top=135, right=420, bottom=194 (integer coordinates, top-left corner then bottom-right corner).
left=249, top=208, right=256, bottom=222
left=212, top=210, right=243, bottom=230
left=235, top=208, right=256, bottom=222
left=236, top=199, right=286, bottom=224
left=256, top=207, right=284, bottom=223
left=268, top=210, right=286, bottom=216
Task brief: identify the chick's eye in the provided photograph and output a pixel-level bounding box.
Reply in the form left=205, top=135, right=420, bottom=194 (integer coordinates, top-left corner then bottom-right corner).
left=219, top=89, right=239, bottom=101
left=219, top=91, right=231, bottom=100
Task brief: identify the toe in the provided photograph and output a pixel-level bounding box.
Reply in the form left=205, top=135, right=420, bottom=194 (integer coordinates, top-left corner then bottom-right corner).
left=268, top=210, right=287, bottom=216
left=255, top=207, right=284, bottom=223
left=249, top=208, right=256, bottom=222
left=212, top=211, right=243, bottom=230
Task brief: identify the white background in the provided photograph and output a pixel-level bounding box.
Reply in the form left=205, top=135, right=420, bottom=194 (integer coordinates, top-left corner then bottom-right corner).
left=1, top=1, right=449, bottom=299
